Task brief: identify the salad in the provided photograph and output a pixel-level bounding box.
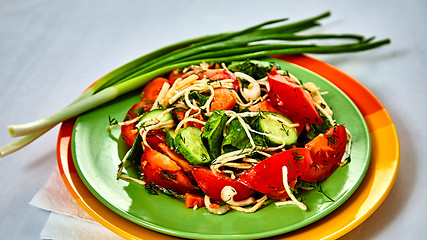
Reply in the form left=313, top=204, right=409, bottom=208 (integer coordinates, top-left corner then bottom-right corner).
left=110, top=59, right=351, bottom=215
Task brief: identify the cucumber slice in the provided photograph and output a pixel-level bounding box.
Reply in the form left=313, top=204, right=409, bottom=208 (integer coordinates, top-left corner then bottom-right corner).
left=175, top=127, right=211, bottom=165
left=257, top=112, right=298, bottom=146
left=138, top=109, right=173, bottom=125
left=165, top=129, right=177, bottom=150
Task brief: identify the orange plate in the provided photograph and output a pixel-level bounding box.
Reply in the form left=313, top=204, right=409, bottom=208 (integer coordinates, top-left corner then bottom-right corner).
left=57, top=55, right=399, bottom=239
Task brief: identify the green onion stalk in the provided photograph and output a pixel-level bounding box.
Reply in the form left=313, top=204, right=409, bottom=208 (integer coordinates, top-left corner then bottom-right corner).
left=0, top=11, right=390, bottom=157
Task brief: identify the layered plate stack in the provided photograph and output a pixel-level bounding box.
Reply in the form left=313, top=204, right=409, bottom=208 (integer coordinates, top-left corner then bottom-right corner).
left=57, top=55, right=399, bottom=240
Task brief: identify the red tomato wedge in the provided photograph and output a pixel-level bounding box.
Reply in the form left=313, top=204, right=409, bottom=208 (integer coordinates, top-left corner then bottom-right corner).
left=157, top=143, right=193, bottom=173
left=121, top=101, right=152, bottom=146
left=238, top=148, right=312, bottom=199
left=174, top=109, right=205, bottom=130
left=301, top=125, right=348, bottom=182
left=144, top=129, right=168, bottom=153
left=141, top=147, right=196, bottom=194
left=142, top=162, right=196, bottom=194
left=198, top=68, right=236, bottom=81
left=169, top=67, right=238, bottom=89
left=168, top=68, right=185, bottom=85
left=143, top=132, right=193, bottom=173
left=267, top=68, right=323, bottom=125
left=248, top=99, right=280, bottom=113
left=264, top=180, right=298, bottom=200
left=142, top=146, right=181, bottom=171
left=191, top=167, right=254, bottom=203
left=140, top=77, right=169, bottom=102
left=169, top=66, right=204, bottom=85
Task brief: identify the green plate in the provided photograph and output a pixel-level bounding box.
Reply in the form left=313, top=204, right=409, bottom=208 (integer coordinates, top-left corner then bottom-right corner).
left=71, top=59, right=371, bottom=239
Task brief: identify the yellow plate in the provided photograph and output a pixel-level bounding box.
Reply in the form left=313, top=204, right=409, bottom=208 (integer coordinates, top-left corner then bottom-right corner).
left=57, top=55, right=399, bottom=239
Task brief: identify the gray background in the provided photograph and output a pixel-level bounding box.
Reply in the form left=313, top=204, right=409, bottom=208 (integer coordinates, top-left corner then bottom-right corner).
left=0, top=0, right=425, bottom=239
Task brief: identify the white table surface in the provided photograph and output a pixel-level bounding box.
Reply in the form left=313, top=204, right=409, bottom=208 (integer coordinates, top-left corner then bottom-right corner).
left=1, top=0, right=425, bottom=239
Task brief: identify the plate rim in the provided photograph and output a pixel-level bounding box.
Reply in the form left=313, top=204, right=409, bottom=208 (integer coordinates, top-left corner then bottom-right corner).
left=56, top=54, right=400, bottom=240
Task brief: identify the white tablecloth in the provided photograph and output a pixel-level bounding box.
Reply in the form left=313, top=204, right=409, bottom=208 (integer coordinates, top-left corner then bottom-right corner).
left=30, top=168, right=124, bottom=240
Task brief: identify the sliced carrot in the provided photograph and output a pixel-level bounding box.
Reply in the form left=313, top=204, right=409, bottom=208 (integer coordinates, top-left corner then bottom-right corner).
left=209, top=203, right=220, bottom=209
left=140, top=77, right=169, bottom=102
left=185, top=193, right=205, bottom=208
left=210, top=87, right=236, bottom=111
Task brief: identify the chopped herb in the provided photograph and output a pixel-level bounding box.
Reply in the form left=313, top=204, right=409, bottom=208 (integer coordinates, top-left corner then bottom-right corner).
left=188, top=90, right=210, bottom=106
left=326, top=134, right=338, bottom=147
left=288, top=160, right=293, bottom=170
left=291, top=149, right=304, bottom=162
left=145, top=181, right=159, bottom=195
left=160, top=171, right=177, bottom=182
left=317, top=185, right=334, bottom=202
left=320, top=103, right=326, bottom=109
left=108, top=116, right=118, bottom=125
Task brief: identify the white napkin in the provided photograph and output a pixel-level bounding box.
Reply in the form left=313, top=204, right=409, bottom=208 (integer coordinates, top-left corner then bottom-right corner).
left=29, top=168, right=125, bottom=240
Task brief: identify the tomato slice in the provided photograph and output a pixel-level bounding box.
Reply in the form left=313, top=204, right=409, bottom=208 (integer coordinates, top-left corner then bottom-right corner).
left=248, top=99, right=280, bottom=113
left=168, top=66, right=203, bottom=85
left=301, top=125, right=348, bottom=182
left=144, top=130, right=167, bottom=153
left=142, top=162, right=196, bottom=195
left=141, top=147, right=196, bottom=194
left=264, top=180, right=297, bottom=200
left=191, top=167, right=254, bottom=203
left=238, top=148, right=312, bottom=199
left=157, top=143, right=193, bottom=173
left=201, top=68, right=239, bottom=91
left=267, top=68, right=322, bottom=125
left=142, top=146, right=181, bottom=171
left=168, top=68, right=185, bottom=85
left=198, top=68, right=236, bottom=81
left=121, top=101, right=152, bottom=146
left=140, top=77, right=168, bottom=102
left=173, top=109, right=205, bottom=130
left=169, top=67, right=238, bottom=90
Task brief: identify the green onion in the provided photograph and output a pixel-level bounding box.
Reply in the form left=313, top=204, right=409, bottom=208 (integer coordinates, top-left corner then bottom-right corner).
left=0, top=11, right=390, bottom=157
left=95, top=11, right=331, bottom=91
